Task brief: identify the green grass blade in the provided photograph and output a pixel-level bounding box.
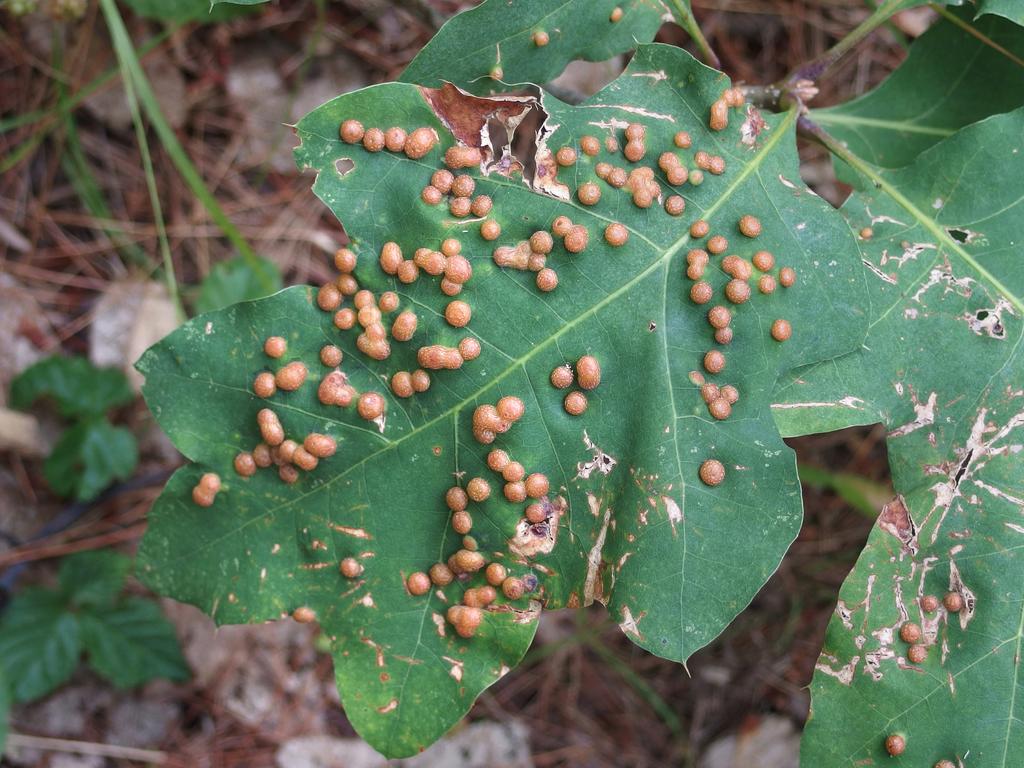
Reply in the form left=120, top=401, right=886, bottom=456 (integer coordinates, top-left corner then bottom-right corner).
left=99, top=0, right=266, bottom=279
left=99, top=0, right=183, bottom=317
left=0, top=29, right=171, bottom=134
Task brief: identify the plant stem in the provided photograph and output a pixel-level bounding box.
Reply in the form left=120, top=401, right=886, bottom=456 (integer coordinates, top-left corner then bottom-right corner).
left=98, top=0, right=263, bottom=274
left=786, top=0, right=904, bottom=84
left=53, top=36, right=150, bottom=268
left=667, top=0, right=720, bottom=70
left=799, top=115, right=1024, bottom=317
left=99, top=0, right=182, bottom=318
left=930, top=3, right=1024, bottom=68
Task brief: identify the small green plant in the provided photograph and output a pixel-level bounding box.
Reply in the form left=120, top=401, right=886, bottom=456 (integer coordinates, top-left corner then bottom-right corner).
left=11, top=356, right=138, bottom=502
left=0, top=550, right=189, bottom=748
left=194, top=254, right=284, bottom=314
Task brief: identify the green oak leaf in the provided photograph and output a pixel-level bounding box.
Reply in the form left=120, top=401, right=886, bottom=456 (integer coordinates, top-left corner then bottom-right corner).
left=137, top=44, right=868, bottom=757
left=812, top=7, right=1024, bottom=169
left=44, top=419, right=138, bottom=502
left=58, top=550, right=132, bottom=609
left=79, top=598, right=191, bottom=688
left=0, top=588, right=81, bottom=702
left=400, top=0, right=668, bottom=95
left=194, top=255, right=283, bottom=315
left=774, top=109, right=1024, bottom=765
left=123, top=0, right=254, bottom=23
left=11, top=356, right=134, bottom=420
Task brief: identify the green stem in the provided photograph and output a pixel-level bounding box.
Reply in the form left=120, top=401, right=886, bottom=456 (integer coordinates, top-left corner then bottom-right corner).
left=667, top=0, right=720, bottom=70
left=99, top=0, right=262, bottom=272
left=867, top=0, right=910, bottom=52
left=99, top=0, right=183, bottom=318
left=787, top=0, right=904, bottom=84
left=800, top=115, right=1024, bottom=317
left=930, top=3, right=1024, bottom=68
left=53, top=37, right=150, bottom=268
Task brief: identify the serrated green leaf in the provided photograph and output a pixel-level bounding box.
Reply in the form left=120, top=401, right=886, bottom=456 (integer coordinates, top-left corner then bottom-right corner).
left=58, top=550, right=132, bottom=609
left=400, top=0, right=667, bottom=95
left=812, top=8, right=1024, bottom=169
left=138, top=44, right=868, bottom=757
left=773, top=109, right=1024, bottom=765
left=79, top=598, right=190, bottom=688
left=44, top=420, right=138, bottom=501
left=194, top=255, right=283, bottom=315
left=0, top=588, right=81, bottom=702
left=11, top=356, right=134, bottom=420
left=122, top=0, right=253, bottom=23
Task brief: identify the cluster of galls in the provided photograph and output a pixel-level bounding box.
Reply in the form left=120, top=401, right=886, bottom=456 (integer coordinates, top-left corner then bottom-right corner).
left=472, top=395, right=526, bottom=445
left=492, top=221, right=587, bottom=293
left=401, top=475, right=540, bottom=639
left=420, top=152, right=505, bottom=244
left=256, top=325, right=387, bottom=426
left=549, top=355, right=600, bottom=416
left=380, top=237, right=473, bottom=296
left=421, top=167, right=495, bottom=223
left=686, top=215, right=796, bottom=421
left=901, top=591, right=965, bottom=665
left=318, top=234, right=485, bottom=414
left=486, top=447, right=550, bottom=506
left=553, top=124, right=707, bottom=219
left=339, top=120, right=438, bottom=160
left=381, top=239, right=481, bottom=370
left=881, top=593, right=967, bottom=762
left=229, top=333, right=346, bottom=487
left=191, top=472, right=222, bottom=507
left=484, top=119, right=736, bottom=299
left=708, top=87, right=746, bottom=132
left=396, top=391, right=559, bottom=638
left=242, top=409, right=338, bottom=485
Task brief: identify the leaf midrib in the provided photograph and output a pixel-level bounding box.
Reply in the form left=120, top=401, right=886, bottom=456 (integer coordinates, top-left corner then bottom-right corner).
left=838, top=139, right=1024, bottom=316
left=813, top=112, right=956, bottom=138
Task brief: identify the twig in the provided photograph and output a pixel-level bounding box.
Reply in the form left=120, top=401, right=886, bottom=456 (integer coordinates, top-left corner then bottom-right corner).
left=6, top=733, right=168, bottom=764
left=930, top=3, right=1024, bottom=68
left=0, top=468, right=174, bottom=600
left=97, top=0, right=266, bottom=281
left=0, top=521, right=149, bottom=569
left=666, top=0, right=720, bottom=71
left=785, top=0, right=904, bottom=85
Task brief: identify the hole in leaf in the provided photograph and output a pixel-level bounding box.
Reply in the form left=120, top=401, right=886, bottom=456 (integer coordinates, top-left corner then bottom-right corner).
left=335, top=157, right=355, bottom=177
left=947, top=228, right=969, bottom=243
